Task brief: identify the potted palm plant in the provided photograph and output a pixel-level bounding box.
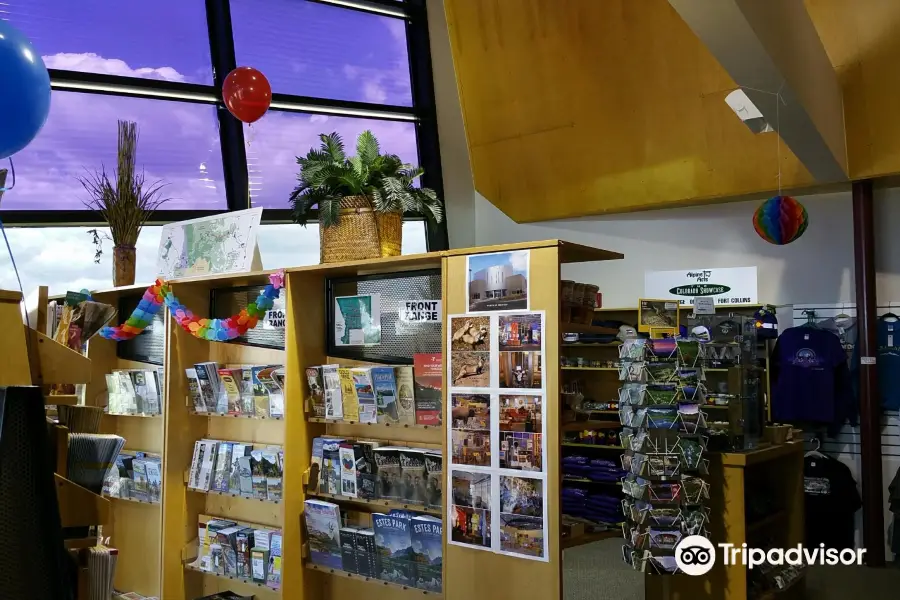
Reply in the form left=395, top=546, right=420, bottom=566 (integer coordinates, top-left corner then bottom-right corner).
left=79, top=120, right=170, bottom=286
left=289, top=130, right=443, bottom=263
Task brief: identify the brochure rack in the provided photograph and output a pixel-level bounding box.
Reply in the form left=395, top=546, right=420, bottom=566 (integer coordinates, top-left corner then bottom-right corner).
left=0, top=288, right=109, bottom=600
left=56, top=240, right=623, bottom=600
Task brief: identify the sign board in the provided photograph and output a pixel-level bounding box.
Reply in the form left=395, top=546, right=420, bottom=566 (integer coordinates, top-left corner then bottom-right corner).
left=263, top=308, right=286, bottom=329
left=693, top=297, right=716, bottom=314
left=399, top=299, right=442, bottom=323
left=644, top=267, right=758, bottom=306
left=156, top=207, right=263, bottom=280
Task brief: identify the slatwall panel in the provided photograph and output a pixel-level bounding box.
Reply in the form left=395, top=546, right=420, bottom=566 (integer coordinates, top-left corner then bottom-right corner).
left=789, top=303, right=900, bottom=553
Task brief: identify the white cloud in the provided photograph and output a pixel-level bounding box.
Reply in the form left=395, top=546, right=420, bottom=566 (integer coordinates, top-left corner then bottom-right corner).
left=42, top=53, right=188, bottom=83
left=0, top=222, right=428, bottom=302
left=509, top=250, right=529, bottom=274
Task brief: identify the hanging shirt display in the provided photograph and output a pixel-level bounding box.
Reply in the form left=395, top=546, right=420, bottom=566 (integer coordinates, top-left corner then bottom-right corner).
left=820, top=316, right=859, bottom=425
left=771, top=326, right=852, bottom=433
left=877, top=315, right=900, bottom=411
left=804, top=454, right=861, bottom=549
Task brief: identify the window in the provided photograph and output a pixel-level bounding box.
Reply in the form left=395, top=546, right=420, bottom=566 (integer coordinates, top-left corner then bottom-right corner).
left=0, top=221, right=429, bottom=301
left=0, top=0, right=446, bottom=252
left=6, top=0, right=212, bottom=84
left=231, top=0, right=412, bottom=105
left=5, top=92, right=225, bottom=211
left=246, top=111, right=417, bottom=209
left=0, top=226, right=163, bottom=303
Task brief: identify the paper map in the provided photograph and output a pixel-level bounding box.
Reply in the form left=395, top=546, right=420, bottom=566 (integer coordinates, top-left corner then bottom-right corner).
left=156, top=208, right=262, bottom=279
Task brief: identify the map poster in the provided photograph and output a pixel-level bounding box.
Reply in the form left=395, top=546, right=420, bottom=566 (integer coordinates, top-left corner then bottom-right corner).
left=156, top=207, right=263, bottom=280
left=334, top=294, right=382, bottom=346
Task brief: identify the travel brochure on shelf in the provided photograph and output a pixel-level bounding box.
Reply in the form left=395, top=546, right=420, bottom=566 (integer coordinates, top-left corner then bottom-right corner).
left=305, top=359, right=442, bottom=427
left=193, top=515, right=282, bottom=589
left=304, top=497, right=443, bottom=593
left=187, top=439, right=284, bottom=502
left=185, top=363, right=284, bottom=418
left=307, top=434, right=442, bottom=509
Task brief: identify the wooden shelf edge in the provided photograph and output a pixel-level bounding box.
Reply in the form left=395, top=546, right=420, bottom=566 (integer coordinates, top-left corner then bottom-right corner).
left=56, top=473, right=110, bottom=528
left=104, top=495, right=161, bottom=506
left=190, top=488, right=281, bottom=505
left=307, top=417, right=437, bottom=429
left=305, top=563, right=442, bottom=596
left=561, top=443, right=624, bottom=450
left=184, top=563, right=281, bottom=593
left=721, top=441, right=803, bottom=467
left=308, top=492, right=441, bottom=516
left=105, top=412, right=162, bottom=418
left=45, top=394, right=79, bottom=406
left=189, top=411, right=283, bottom=421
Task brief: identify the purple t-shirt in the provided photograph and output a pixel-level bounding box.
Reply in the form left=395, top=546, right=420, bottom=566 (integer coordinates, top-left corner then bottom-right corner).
left=771, top=326, right=851, bottom=425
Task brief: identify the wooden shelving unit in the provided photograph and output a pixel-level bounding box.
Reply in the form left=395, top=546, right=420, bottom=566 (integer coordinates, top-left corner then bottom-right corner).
left=48, top=240, right=626, bottom=600
left=85, top=285, right=165, bottom=599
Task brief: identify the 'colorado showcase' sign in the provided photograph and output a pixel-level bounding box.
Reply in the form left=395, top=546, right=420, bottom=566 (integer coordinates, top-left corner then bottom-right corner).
left=644, top=267, right=758, bottom=306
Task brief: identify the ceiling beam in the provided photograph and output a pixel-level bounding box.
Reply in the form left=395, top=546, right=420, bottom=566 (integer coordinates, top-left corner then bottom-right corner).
left=669, top=0, right=847, bottom=182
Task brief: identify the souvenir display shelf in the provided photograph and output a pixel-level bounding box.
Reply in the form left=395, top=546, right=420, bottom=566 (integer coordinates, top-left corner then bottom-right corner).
left=0, top=287, right=109, bottom=600
left=66, top=240, right=623, bottom=600
left=85, top=285, right=166, bottom=598
left=645, top=442, right=806, bottom=600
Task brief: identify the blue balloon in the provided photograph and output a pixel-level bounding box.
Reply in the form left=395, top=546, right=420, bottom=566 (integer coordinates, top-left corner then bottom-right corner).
left=0, top=21, right=51, bottom=159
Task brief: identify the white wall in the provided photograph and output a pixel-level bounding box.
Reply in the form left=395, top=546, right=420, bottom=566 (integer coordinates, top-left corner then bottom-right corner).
left=470, top=189, right=900, bottom=307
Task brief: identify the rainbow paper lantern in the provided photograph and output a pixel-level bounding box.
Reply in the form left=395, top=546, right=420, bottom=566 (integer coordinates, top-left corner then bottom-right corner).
left=753, top=195, right=808, bottom=245
left=99, top=271, right=285, bottom=342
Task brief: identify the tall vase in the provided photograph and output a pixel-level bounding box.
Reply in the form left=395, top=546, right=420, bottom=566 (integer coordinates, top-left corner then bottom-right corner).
left=113, top=245, right=136, bottom=287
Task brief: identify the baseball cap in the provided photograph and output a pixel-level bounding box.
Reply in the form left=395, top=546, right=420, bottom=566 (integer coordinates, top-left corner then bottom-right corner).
left=753, top=307, right=778, bottom=339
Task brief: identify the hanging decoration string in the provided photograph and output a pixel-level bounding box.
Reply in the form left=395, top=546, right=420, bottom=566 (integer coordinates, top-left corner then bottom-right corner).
left=739, top=83, right=787, bottom=193
left=99, top=270, right=285, bottom=342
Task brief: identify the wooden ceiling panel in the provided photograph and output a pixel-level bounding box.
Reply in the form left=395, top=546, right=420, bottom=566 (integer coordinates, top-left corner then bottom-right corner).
left=445, top=0, right=900, bottom=222
left=444, top=0, right=813, bottom=222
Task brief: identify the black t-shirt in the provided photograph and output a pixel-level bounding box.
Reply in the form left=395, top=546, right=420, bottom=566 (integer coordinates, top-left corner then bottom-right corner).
left=804, top=455, right=862, bottom=549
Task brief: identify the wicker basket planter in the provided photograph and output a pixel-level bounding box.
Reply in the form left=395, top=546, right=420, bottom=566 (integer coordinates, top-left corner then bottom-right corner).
left=319, top=195, right=403, bottom=263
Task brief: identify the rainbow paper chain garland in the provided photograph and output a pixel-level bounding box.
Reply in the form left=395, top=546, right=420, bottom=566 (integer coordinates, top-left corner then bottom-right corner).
left=99, top=271, right=285, bottom=342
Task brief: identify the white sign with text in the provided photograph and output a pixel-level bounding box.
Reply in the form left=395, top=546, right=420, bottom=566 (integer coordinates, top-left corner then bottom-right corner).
left=645, top=267, right=758, bottom=306
left=399, top=299, right=442, bottom=323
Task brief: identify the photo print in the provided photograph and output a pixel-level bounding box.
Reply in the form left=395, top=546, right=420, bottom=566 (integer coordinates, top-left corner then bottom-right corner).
left=499, top=313, right=542, bottom=351
left=499, top=394, right=543, bottom=472
left=451, top=351, right=490, bottom=388
left=500, top=476, right=543, bottom=517
left=451, top=394, right=491, bottom=467
left=499, top=351, right=542, bottom=389
left=500, top=514, right=544, bottom=559
left=499, top=476, right=545, bottom=559
left=450, top=315, right=491, bottom=352
left=450, top=470, right=493, bottom=549
left=467, top=250, right=530, bottom=312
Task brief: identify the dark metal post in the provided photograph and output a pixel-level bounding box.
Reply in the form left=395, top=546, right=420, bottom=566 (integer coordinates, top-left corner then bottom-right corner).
left=852, top=178, right=885, bottom=566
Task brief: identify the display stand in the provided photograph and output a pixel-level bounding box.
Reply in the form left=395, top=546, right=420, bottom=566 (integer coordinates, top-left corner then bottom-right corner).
left=50, top=240, right=624, bottom=600
left=444, top=241, right=623, bottom=600
left=0, top=288, right=108, bottom=600
left=84, top=284, right=166, bottom=598
left=645, top=442, right=805, bottom=600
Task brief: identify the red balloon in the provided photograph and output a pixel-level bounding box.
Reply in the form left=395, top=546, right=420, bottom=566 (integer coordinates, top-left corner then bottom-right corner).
left=222, top=67, right=272, bottom=124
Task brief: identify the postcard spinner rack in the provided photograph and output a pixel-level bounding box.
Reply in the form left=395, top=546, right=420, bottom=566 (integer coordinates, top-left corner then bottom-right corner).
left=616, top=337, right=711, bottom=574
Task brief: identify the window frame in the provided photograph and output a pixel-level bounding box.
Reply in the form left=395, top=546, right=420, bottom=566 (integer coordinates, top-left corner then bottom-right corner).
left=1, top=0, right=448, bottom=252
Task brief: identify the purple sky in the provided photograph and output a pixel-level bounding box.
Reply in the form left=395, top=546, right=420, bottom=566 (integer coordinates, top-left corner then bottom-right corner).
left=1, top=0, right=417, bottom=211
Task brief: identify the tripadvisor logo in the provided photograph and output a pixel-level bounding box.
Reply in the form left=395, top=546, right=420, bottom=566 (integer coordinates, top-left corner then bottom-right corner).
left=669, top=284, right=731, bottom=297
